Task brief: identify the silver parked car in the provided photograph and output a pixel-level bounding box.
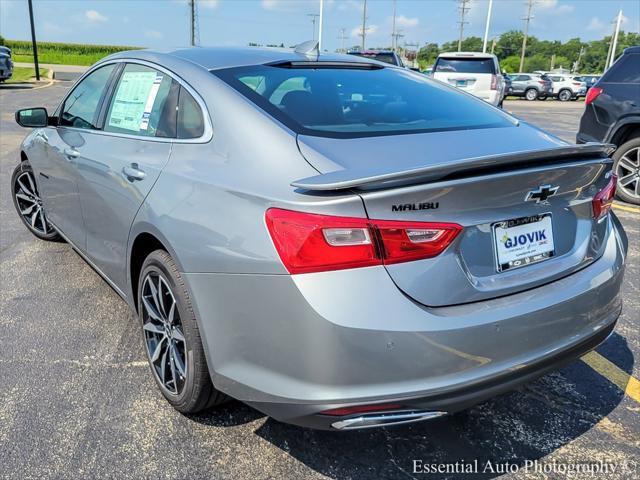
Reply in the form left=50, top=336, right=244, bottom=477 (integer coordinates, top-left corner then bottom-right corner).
left=12, top=46, right=627, bottom=430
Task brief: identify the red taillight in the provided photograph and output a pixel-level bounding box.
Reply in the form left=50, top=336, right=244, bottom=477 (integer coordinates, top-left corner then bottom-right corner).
left=490, top=74, right=497, bottom=90
left=320, top=404, right=403, bottom=416
left=585, top=87, right=603, bottom=106
left=592, top=174, right=617, bottom=220
left=265, top=208, right=462, bottom=274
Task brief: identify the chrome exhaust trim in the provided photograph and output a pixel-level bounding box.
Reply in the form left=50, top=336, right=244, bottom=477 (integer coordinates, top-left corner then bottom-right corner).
left=331, top=410, right=447, bottom=430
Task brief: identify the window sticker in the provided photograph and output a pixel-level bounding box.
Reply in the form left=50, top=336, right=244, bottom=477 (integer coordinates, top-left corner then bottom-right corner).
left=108, top=71, right=163, bottom=132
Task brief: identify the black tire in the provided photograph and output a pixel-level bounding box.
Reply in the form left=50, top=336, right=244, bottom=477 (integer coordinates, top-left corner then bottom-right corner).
left=138, top=249, right=228, bottom=413
left=558, top=89, right=572, bottom=102
left=524, top=88, right=538, bottom=101
left=538, top=95, right=548, bottom=101
left=11, top=160, right=61, bottom=241
left=612, top=137, right=640, bottom=205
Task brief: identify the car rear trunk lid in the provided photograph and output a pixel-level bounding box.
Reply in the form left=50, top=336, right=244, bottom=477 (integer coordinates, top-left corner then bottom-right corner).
left=294, top=129, right=614, bottom=307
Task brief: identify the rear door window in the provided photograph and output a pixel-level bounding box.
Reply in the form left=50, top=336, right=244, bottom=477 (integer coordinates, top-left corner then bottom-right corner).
left=177, top=87, right=205, bottom=139
left=104, top=63, right=179, bottom=138
left=603, top=54, right=640, bottom=83
left=435, top=58, right=496, bottom=74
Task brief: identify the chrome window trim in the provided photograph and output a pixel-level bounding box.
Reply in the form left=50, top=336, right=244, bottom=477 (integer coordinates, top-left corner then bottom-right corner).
left=55, top=58, right=213, bottom=144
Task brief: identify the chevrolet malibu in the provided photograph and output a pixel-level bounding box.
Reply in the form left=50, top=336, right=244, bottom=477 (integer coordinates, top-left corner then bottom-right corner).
left=12, top=45, right=627, bottom=430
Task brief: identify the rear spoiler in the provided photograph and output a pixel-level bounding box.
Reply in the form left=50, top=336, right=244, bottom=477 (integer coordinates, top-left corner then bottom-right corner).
left=291, top=143, right=615, bottom=191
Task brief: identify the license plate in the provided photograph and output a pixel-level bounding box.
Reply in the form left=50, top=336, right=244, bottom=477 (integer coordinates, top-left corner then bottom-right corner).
left=493, top=214, right=555, bottom=272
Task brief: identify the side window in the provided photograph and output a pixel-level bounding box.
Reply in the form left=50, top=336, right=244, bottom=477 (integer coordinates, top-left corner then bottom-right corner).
left=604, top=54, right=640, bottom=83
left=177, top=87, right=205, bottom=139
left=60, top=64, right=116, bottom=129
left=104, top=63, right=179, bottom=138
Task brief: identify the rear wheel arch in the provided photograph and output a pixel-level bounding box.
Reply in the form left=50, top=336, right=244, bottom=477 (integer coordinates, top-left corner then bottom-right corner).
left=610, top=122, right=640, bottom=146
left=129, top=232, right=170, bottom=313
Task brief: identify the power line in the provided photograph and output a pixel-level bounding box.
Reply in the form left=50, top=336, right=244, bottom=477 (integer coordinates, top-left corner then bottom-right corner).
left=457, top=0, right=471, bottom=52
left=519, top=0, right=535, bottom=72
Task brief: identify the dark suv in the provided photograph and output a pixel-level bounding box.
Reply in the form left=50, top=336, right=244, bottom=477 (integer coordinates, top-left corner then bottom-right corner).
left=578, top=46, right=640, bottom=205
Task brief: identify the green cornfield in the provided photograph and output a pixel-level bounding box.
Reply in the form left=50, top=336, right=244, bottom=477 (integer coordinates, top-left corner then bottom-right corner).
left=5, top=40, right=141, bottom=66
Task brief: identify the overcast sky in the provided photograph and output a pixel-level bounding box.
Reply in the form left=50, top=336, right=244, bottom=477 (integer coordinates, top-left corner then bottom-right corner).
left=1, top=0, right=639, bottom=51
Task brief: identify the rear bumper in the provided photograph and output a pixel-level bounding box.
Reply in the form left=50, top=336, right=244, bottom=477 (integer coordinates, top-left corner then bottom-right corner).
left=184, top=213, right=627, bottom=430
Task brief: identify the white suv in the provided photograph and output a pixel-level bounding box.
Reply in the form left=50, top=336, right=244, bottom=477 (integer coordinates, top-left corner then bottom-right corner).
left=432, top=52, right=505, bottom=107
left=548, top=75, right=587, bottom=101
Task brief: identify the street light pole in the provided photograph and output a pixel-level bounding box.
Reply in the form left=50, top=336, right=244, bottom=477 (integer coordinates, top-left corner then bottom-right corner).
left=482, top=0, right=493, bottom=53
left=27, top=0, right=40, bottom=81
left=361, top=0, right=368, bottom=51
left=318, top=0, right=324, bottom=51
left=609, top=9, right=623, bottom=69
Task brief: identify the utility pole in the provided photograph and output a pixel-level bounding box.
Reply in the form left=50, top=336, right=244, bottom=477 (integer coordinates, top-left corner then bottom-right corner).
left=338, top=28, right=348, bottom=53
left=609, top=9, right=623, bottom=69
left=457, top=0, right=471, bottom=52
left=360, top=0, right=368, bottom=51
left=482, top=0, right=493, bottom=53
left=318, top=0, right=324, bottom=51
left=519, top=0, right=535, bottom=73
left=573, top=46, right=585, bottom=73
left=189, top=0, right=199, bottom=46
left=27, top=0, right=40, bottom=80
left=308, top=14, right=319, bottom=41
left=391, top=0, right=397, bottom=51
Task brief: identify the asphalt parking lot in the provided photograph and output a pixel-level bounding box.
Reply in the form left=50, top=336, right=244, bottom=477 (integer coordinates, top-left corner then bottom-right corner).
left=1, top=84, right=638, bottom=479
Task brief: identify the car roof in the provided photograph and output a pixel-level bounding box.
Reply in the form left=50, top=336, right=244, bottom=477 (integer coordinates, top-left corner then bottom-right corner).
left=104, top=46, right=381, bottom=71
left=437, top=51, right=496, bottom=59
left=624, top=46, right=640, bottom=54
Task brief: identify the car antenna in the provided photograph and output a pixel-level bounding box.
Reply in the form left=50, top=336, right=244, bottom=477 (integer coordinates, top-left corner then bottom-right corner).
left=294, top=40, right=320, bottom=60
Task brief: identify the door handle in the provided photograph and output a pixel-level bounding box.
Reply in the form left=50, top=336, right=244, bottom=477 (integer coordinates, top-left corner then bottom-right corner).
left=63, top=147, right=79, bottom=159
left=122, top=163, right=146, bottom=182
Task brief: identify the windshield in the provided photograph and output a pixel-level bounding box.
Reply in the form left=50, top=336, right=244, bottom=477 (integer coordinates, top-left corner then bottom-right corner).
left=435, top=58, right=496, bottom=74
left=214, top=64, right=512, bottom=138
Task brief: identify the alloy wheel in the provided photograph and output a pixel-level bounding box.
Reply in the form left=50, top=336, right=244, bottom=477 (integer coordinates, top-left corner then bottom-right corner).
left=141, top=272, right=188, bottom=395
left=14, top=170, right=51, bottom=235
left=525, top=89, right=538, bottom=101
left=616, top=146, right=640, bottom=201
left=559, top=90, right=571, bottom=101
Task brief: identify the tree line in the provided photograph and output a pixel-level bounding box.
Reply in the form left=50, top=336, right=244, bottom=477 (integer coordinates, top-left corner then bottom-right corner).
left=416, top=30, right=640, bottom=74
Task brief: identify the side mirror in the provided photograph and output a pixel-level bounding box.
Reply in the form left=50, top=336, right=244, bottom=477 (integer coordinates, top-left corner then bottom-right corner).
left=15, top=108, right=49, bottom=128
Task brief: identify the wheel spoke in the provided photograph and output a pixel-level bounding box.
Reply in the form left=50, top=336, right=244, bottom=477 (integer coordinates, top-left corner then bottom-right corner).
left=167, top=300, right=176, bottom=325
left=16, top=192, right=37, bottom=204
left=150, top=335, right=167, bottom=363
left=143, top=322, right=164, bottom=335
left=17, top=177, right=36, bottom=199
left=157, top=277, right=167, bottom=318
left=619, top=158, right=637, bottom=172
left=160, top=347, right=169, bottom=386
left=30, top=208, right=39, bottom=228
left=20, top=203, right=36, bottom=215
left=619, top=173, right=637, bottom=186
left=172, top=326, right=185, bottom=344
left=171, top=345, right=186, bottom=378
left=25, top=172, right=37, bottom=197
left=39, top=209, right=48, bottom=234
left=168, top=348, right=178, bottom=388
left=142, top=295, right=163, bottom=322
left=146, top=276, right=163, bottom=320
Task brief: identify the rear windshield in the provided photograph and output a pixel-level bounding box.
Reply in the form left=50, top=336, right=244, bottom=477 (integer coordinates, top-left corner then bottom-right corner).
left=348, top=52, right=399, bottom=66
left=435, top=57, right=496, bottom=74
left=602, top=54, right=640, bottom=83
left=213, top=65, right=512, bottom=138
